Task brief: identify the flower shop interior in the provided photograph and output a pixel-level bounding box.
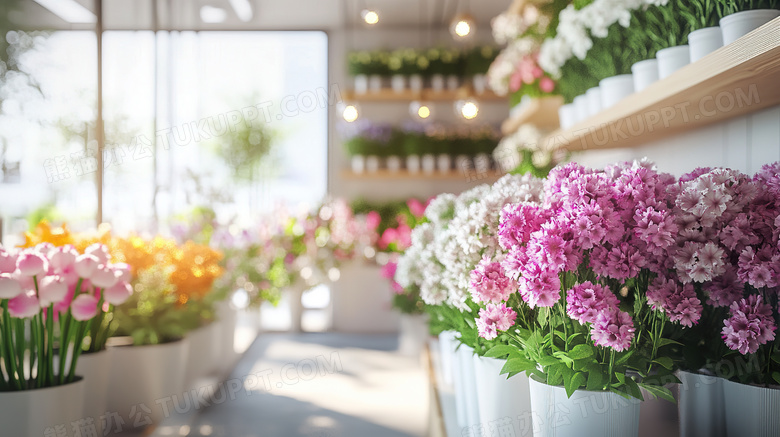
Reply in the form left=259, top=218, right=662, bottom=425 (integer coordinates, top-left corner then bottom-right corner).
left=1, top=0, right=780, bottom=436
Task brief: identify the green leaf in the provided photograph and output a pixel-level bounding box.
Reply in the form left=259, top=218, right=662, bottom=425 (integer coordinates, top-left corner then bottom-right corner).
left=485, top=345, right=520, bottom=359
left=586, top=365, right=604, bottom=391
left=565, top=372, right=587, bottom=398
left=653, top=357, right=675, bottom=370
left=568, top=344, right=595, bottom=360
left=615, top=350, right=636, bottom=365
left=771, top=353, right=780, bottom=365
left=553, top=351, right=574, bottom=367
left=772, top=372, right=780, bottom=386
left=625, top=376, right=644, bottom=400
left=539, top=356, right=561, bottom=367
left=657, top=338, right=682, bottom=348
left=501, top=357, right=537, bottom=376
left=638, top=383, right=677, bottom=403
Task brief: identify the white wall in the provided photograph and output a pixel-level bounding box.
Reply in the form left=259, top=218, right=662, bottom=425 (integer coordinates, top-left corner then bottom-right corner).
left=572, top=105, right=780, bottom=176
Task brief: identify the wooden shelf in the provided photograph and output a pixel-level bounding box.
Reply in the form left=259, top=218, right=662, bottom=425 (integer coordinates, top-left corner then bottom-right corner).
left=501, top=95, right=564, bottom=134
left=340, top=169, right=503, bottom=181
left=542, top=17, right=780, bottom=152
left=343, top=88, right=506, bottom=102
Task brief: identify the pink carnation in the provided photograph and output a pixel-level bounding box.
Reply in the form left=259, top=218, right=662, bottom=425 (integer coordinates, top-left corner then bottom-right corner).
left=646, top=276, right=702, bottom=327
left=566, top=282, right=619, bottom=325
left=476, top=303, right=517, bottom=340
left=721, top=295, right=776, bottom=355
left=469, top=257, right=517, bottom=304
left=590, top=309, right=635, bottom=352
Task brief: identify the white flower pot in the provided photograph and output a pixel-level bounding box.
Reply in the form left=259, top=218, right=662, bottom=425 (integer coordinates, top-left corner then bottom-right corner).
left=473, top=356, right=531, bottom=430
left=76, top=350, right=111, bottom=436
left=184, top=322, right=220, bottom=386
left=421, top=154, right=436, bottom=174
left=437, top=154, right=452, bottom=173
left=368, top=74, right=382, bottom=92
left=391, top=74, right=406, bottom=93
left=529, top=377, right=640, bottom=437
left=455, top=154, right=471, bottom=174
left=0, top=378, right=86, bottom=436
left=586, top=86, right=602, bottom=116
left=386, top=155, right=402, bottom=173
left=409, top=74, right=424, bottom=92
left=354, top=74, right=369, bottom=94
left=351, top=155, right=366, bottom=174
left=678, top=370, right=725, bottom=437
left=720, top=9, right=780, bottom=45
left=599, top=74, right=635, bottom=109
left=472, top=74, right=487, bottom=94
left=558, top=103, right=578, bottom=129
left=398, top=314, right=428, bottom=357
left=406, top=155, right=421, bottom=174
left=631, top=59, right=659, bottom=92
left=474, top=153, right=491, bottom=174
left=656, top=45, right=690, bottom=79
left=366, top=155, right=380, bottom=173
left=430, top=74, right=445, bottom=92
left=454, top=345, right=480, bottom=427
left=216, top=299, right=237, bottom=375
left=437, top=330, right=457, bottom=387
left=688, top=27, right=723, bottom=62
left=574, top=94, right=589, bottom=123
left=287, top=282, right=305, bottom=333
left=446, top=74, right=459, bottom=90
left=106, top=338, right=189, bottom=426
left=723, top=379, right=780, bottom=436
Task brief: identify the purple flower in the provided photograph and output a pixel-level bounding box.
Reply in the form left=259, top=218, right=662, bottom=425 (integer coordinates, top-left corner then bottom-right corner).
left=721, top=295, right=777, bottom=355
left=469, top=257, right=517, bottom=304
left=704, top=267, right=743, bottom=307
left=591, top=309, right=635, bottom=352
left=476, top=303, right=517, bottom=340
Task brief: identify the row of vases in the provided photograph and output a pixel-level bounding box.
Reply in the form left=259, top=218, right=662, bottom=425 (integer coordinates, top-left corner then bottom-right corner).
left=559, top=9, right=780, bottom=129
left=1, top=302, right=238, bottom=436
left=437, top=331, right=780, bottom=437
left=354, top=74, right=488, bottom=94
left=350, top=153, right=492, bottom=175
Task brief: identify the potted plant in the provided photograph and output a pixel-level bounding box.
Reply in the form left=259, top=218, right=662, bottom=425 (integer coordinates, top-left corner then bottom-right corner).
left=0, top=243, right=124, bottom=436
left=465, top=46, right=498, bottom=94
left=718, top=0, right=780, bottom=44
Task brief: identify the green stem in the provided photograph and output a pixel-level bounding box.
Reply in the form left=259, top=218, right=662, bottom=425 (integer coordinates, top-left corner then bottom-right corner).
left=67, top=322, right=87, bottom=383
left=2, top=301, right=23, bottom=390
left=607, top=349, right=616, bottom=388
left=15, top=318, right=26, bottom=387
left=46, top=305, right=55, bottom=386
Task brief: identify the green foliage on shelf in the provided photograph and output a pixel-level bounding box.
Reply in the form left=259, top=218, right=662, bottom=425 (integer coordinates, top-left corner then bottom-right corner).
left=347, top=46, right=499, bottom=78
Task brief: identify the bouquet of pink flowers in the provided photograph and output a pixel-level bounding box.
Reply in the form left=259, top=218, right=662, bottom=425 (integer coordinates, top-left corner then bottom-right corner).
left=484, top=161, right=688, bottom=400
left=0, top=243, right=133, bottom=391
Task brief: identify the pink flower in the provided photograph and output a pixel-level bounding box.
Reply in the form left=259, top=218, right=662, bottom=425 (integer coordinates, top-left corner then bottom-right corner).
left=38, top=275, right=68, bottom=307
left=8, top=290, right=40, bottom=318
left=85, top=243, right=110, bottom=264
left=103, top=281, right=133, bottom=305
left=112, top=263, right=132, bottom=283
left=566, top=282, right=619, bottom=325
left=0, top=273, right=23, bottom=299
left=0, top=247, right=18, bottom=273
left=91, top=264, right=119, bottom=289
left=407, top=199, right=426, bottom=218
left=365, top=211, right=381, bottom=230
left=74, top=254, right=100, bottom=279
left=539, top=77, right=555, bottom=93
left=469, top=257, right=517, bottom=304
left=16, top=250, right=48, bottom=277
left=721, top=295, right=776, bottom=355
left=49, top=245, right=78, bottom=271
left=591, top=309, right=635, bottom=352
left=646, top=276, right=702, bottom=327
left=71, top=294, right=99, bottom=321
left=476, top=303, right=517, bottom=340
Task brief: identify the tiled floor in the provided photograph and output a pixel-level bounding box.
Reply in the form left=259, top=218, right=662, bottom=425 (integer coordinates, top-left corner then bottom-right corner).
left=139, top=333, right=428, bottom=437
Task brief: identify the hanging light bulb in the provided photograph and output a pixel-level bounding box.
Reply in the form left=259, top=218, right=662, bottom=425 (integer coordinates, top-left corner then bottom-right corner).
left=340, top=103, right=360, bottom=122
left=450, top=13, right=475, bottom=40
left=456, top=99, right=479, bottom=120
left=409, top=101, right=432, bottom=121
left=361, top=9, right=379, bottom=25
